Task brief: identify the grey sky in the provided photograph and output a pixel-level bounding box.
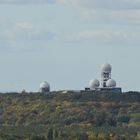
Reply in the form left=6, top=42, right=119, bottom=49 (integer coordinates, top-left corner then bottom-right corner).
left=0, top=1, right=140, bottom=92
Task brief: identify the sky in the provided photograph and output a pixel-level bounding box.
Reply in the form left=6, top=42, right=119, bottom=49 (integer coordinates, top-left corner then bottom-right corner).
left=0, top=0, right=140, bottom=92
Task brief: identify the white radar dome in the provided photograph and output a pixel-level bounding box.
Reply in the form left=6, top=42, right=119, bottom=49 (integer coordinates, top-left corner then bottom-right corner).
left=89, top=79, right=100, bottom=89
left=101, top=63, right=112, bottom=72
left=40, top=81, right=50, bottom=93
left=106, top=79, right=116, bottom=87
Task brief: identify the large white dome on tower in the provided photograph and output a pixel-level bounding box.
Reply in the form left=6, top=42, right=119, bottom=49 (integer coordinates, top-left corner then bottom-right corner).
left=89, top=79, right=100, bottom=90
left=101, top=63, right=112, bottom=72
left=106, top=79, right=116, bottom=87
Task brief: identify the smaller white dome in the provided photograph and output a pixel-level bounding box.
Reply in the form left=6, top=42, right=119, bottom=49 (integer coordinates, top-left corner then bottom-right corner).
left=89, top=79, right=100, bottom=89
left=101, top=63, right=112, bottom=72
left=106, top=79, right=116, bottom=87
left=40, top=81, right=50, bottom=89
left=40, top=81, right=50, bottom=93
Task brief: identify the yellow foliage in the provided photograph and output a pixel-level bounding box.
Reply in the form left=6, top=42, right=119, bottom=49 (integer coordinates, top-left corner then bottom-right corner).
left=129, top=122, right=140, bottom=127
left=56, top=105, right=61, bottom=113
left=87, top=131, right=97, bottom=139
left=137, top=132, right=140, bottom=139
left=15, top=104, right=40, bottom=112
left=63, top=101, right=71, bottom=107
left=39, top=111, right=45, bottom=117
left=98, top=132, right=109, bottom=139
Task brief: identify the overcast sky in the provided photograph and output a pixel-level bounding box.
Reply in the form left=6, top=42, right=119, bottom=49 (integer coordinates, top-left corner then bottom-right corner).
left=0, top=0, right=140, bottom=92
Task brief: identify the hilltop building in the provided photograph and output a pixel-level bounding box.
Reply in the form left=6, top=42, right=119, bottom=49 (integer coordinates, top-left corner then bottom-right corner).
left=39, top=81, right=50, bottom=93
left=87, top=64, right=122, bottom=93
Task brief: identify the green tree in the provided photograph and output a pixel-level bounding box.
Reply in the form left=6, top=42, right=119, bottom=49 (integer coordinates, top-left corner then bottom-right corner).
left=76, top=133, right=88, bottom=140
left=30, top=135, right=46, bottom=140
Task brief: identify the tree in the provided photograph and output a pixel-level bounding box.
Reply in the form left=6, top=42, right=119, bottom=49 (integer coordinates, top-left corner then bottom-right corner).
left=47, top=128, right=53, bottom=140
left=76, top=133, right=88, bottom=140
left=30, top=135, right=46, bottom=140
left=117, top=115, right=130, bottom=123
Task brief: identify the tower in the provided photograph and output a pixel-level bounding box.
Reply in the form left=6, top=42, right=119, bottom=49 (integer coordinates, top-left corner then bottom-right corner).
left=101, top=64, right=112, bottom=87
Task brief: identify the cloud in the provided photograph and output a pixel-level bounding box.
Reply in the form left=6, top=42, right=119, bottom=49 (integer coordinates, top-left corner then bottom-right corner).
left=81, top=9, right=140, bottom=24
left=0, top=21, right=55, bottom=41
left=110, top=10, right=140, bottom=24
left=0, top=0, right=140, bottom=10
left=13, top=23, right=54, bottom=40
left=0, top=0, right=52, bottom=4
left=0, top=19, right=55, bottom=52
left=56, top=0, right=140, bottom=24
left=16, top=22, right=33, bottom=30
left=57, top=0, right=140, bottom=10
left=1, top=0, right=140, bottom=24
left=63, top=30, right=139, bottom=45
left=78, top=30, right=128, bottom=41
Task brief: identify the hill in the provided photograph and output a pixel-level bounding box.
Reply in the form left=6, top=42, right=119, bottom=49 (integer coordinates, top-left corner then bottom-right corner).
left=0, top=91, right=140, bottom=140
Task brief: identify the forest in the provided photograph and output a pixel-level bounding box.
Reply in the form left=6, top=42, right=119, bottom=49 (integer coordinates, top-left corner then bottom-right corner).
left=0, top=91, right=140, bottom=140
